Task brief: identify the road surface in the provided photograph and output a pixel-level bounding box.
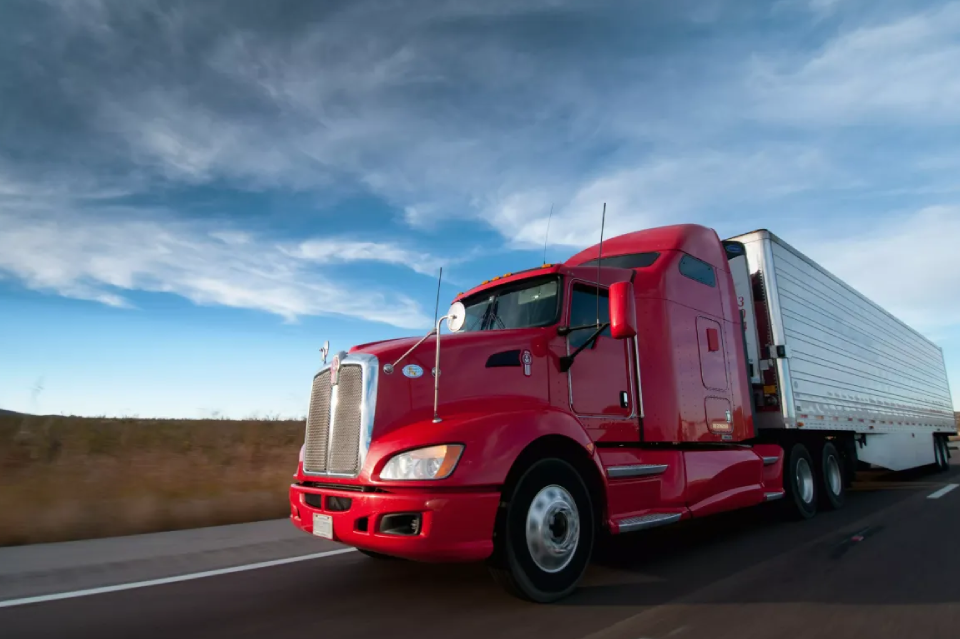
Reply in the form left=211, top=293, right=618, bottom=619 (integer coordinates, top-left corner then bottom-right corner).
left=1, top=459, right=959, bottom=639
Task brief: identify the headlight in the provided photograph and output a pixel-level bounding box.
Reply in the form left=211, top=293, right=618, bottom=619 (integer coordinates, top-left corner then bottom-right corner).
left=380, top=444, right=464, bottom=481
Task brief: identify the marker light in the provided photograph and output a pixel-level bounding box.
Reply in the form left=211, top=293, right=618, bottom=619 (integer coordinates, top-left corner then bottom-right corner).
left=380, top=445, right=464, bottom=481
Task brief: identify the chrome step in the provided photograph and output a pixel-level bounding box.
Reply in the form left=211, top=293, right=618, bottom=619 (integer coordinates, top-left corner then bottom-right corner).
left=615, top=512, right=682, bottom=534
left=606, top=463, right=668, bottom=479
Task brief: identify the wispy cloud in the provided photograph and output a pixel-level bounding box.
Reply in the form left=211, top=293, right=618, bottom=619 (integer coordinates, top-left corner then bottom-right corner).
left=800, top=206, right=960, bottom=335
left=481, top=145, right=847, bottom=250
left=3, top=0, right=960, bottom=341
left=286, top=239, right=444, bottom=277
left=0, top=205, right=439, bottom=329
left=750, top=2, right=960, bottom=125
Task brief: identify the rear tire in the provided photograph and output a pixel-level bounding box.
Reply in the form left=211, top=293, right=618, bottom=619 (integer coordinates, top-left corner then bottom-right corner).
left=839, top=437, right=859, bottom=488
left=934, top=436, right=949, bottom=472
left=818, top=442, right=845, bottom=510
left=488, top=458, right=595, bottom=603
left=781, top=443, right=818, bottom=520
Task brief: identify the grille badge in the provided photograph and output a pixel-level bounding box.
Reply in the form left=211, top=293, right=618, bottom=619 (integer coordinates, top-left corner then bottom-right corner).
left=330, top=354, right=341, bottom=386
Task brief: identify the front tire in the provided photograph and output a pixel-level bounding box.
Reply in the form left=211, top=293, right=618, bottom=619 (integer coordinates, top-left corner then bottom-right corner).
left=781, top=443, right=818, bottom=520
left=488, top=458, right=595, bottom=603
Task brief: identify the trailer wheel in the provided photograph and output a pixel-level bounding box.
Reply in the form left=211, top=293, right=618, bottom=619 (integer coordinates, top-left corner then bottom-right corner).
left=839, top=437, right=859, bottom=488
left=782, top=443, right=818, bottom=520
left=818, top=442, right=845, bottom=510
left=934, top=436, right=949, bottom=472
left=488, top=458, right=594, bottom=603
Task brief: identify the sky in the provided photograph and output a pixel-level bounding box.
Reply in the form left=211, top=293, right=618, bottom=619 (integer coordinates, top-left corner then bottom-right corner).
left=1, top=0, right=958, bottom=419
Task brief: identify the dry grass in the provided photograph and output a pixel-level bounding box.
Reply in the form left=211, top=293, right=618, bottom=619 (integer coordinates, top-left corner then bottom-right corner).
left=0, top=413, right=305, bottom=547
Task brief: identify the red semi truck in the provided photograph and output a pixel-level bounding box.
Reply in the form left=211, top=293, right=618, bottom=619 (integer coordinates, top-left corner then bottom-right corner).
left=289, top=223, right=955, bottom=602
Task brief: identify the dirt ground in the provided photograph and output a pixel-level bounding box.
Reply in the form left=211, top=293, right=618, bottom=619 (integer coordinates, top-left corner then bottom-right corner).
left=0, top=413, right=304, bottom=546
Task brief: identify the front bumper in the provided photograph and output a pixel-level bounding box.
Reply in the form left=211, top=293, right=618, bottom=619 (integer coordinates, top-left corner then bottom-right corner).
left=289, top=483, right=500, bottom=562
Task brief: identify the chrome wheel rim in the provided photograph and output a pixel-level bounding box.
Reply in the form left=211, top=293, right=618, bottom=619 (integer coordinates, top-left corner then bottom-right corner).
left=825, top=454, right=842, bottom=496
left=525, top=484, right=580, bottom=573
left=796, top=458, right=815, bottom=504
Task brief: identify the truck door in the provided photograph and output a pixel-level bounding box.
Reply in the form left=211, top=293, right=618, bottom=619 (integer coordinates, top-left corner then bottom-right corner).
left=565, top=282, right=637, bottom=441
left=698, top=316, right=735, bottom=438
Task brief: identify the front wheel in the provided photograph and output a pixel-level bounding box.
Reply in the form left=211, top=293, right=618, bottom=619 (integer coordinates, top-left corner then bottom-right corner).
left=488, top=458, right=595, bottom=603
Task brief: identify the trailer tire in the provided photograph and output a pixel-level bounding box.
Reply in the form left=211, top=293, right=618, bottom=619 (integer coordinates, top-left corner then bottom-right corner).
left=934, top=436, right=949, bottom=472
left=839, top=437, right=859, bottom=488
left=488, top=458, right=594, bottom=603
left=782, top=443, right=818, bottom=520
left=818, top=442, right=845, bottom=511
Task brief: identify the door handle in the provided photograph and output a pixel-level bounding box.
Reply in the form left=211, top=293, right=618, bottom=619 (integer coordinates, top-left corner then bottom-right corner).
left=620, top=391, right=629, bottom=408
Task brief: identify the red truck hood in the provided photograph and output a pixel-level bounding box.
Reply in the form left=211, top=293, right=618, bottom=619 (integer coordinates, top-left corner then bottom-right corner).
left=350, top=329, right=553, bottom=439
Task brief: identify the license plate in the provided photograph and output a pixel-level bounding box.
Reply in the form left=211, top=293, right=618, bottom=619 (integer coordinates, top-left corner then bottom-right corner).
left=313, top=513, right=333, bottom=540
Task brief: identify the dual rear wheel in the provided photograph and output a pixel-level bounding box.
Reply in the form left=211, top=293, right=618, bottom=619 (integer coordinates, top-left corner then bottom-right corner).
left=934, top=435, right=950, bottom=472
left=781, top=440, right=846, bottom=520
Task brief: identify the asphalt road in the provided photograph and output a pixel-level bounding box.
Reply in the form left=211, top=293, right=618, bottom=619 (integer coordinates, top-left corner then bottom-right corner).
left=2, top=459, right=959, bottom=639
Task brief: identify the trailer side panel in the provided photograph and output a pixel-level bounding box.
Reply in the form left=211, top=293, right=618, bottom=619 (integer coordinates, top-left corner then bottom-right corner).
left=728, top=230, right=954, bottom=435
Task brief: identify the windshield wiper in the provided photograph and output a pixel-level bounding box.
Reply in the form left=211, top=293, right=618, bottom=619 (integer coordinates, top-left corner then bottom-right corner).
left=481, top=298, right=506, bottom=330
left=490, top=307, right=506, bottom=330
left=557, top=324, right=601, bottom=336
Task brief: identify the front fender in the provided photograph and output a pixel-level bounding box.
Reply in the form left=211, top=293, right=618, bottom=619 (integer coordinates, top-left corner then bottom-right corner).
left=362, top=407, right=601, bottom=489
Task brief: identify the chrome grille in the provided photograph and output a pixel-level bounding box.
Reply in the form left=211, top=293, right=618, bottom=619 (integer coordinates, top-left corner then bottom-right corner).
left=303, top=371, right=331, bottom=473
left=329, top=365, right=364, bottom=474
left=302, top=362, right=369, bottom=477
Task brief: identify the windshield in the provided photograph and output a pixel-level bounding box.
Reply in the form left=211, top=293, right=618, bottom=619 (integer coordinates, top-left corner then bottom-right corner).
left=460, top=276, right=561, bottom=332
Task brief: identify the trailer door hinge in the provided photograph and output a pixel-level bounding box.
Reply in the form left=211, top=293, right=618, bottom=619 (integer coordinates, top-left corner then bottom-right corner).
left=767, top=344, right=790, bottom=359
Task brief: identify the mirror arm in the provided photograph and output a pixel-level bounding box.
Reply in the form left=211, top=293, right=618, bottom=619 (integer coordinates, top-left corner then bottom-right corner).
left=559, top=322, right=609, bottom=373
left=432, top=314, right=451, bottom=423
left=385, top=328, right=437, bottom=374
left=557, top=323, right=598, bottom=337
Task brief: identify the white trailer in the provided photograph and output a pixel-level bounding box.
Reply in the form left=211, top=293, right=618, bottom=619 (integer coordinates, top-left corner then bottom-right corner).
left=724, top=229, right=955, bottom=473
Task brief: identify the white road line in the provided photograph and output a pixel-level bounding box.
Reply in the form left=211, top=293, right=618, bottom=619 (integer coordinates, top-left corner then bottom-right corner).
left=927, top=484, right=959, bottom=500
left=0, top=547, right=357, bottom=609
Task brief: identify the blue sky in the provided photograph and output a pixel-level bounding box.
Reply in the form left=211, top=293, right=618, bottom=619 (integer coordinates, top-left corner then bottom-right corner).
left=1, top=0, right=958, bottom=418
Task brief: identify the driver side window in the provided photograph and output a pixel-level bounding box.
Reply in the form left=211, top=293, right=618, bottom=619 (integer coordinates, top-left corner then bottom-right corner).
left=568, top=284, right=611, bottom=350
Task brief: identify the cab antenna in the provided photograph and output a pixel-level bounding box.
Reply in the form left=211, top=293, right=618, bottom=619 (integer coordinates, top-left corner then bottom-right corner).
left=433, top=266, right=443, bottom=327
left=542, top=204, right=554, bottom=265
left=595, top=202, right=606, bottom=328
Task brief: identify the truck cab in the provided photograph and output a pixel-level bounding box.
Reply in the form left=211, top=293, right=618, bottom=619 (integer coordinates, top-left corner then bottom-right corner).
left=289, top=223, right=953, bottom=602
